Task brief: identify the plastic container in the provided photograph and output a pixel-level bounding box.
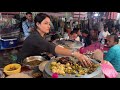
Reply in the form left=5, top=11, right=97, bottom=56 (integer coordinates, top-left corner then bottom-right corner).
left=1, top=37, right=18, bottom=48
left=4, top=63, right=21, bottom=76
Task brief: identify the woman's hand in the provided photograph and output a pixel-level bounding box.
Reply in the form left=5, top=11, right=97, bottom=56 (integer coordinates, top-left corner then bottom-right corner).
left=73, top=52, right=93, bottom=67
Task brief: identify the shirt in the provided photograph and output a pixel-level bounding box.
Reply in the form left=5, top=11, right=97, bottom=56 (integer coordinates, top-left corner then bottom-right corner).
left=17, top=30, right=56, bottom=63
left=22, top=20, right=35, bottom=39
left=104, top=44, right=120, bottom=72
left=98, top=31, right=110, bottom=40
left=75, top=36, right=80, bottom=42
left=98, top=21, right=104, bottom=32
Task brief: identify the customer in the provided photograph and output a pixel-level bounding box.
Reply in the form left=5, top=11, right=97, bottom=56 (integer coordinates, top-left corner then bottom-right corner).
left=81, top=30, right=91, bottom=47
left=69, top=30, right=78, bottom=41
left=73, top=28, right=82, bottom=42
left=93, top=34, right=120, bottom=72
left=111, top=26, right=119, bottom=36
left=98, top=25, right=110, bottom=43
left=104, top=34, right=120, bottom=72
left=22, top=12, right=35, bottom=39
left=98, top=18, right=104, bottom=33
left=17, top=13, right=92, bottom=67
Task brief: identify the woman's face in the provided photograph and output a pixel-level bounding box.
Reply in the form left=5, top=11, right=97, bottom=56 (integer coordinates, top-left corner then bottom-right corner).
left=37, top=17, right=51, bottom=34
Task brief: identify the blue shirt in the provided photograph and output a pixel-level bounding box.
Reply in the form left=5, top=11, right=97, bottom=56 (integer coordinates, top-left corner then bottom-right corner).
left=104, top=44, right=120, bottom=72
left=22, top=20, right=34, bottom=39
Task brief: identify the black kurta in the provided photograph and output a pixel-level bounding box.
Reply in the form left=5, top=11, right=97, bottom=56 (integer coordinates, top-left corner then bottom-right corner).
left=17, top=30, right=56, bottom=63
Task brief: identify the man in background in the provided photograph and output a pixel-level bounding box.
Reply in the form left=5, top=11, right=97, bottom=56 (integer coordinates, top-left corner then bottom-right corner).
left=22, top=12, right=35, bottom=39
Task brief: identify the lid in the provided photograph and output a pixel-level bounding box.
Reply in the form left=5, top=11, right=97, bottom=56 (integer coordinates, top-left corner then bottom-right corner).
left=39, top=61, right=49, bottom=72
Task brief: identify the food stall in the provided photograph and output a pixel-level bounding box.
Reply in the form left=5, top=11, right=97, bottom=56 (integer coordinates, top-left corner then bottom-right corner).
left=0, top=12, right=119, bottom=78
left=0, top=38, right=105, bottom=78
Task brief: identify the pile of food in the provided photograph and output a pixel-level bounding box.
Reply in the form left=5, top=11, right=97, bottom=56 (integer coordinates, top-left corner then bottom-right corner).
left=50, top=57, right=99, bottom=77
left=25, top=60, right=42, bottom=67
left=8, top=66, right=17, bottom=71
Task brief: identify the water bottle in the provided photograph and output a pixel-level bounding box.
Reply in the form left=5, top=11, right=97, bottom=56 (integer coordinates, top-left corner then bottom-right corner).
left=100, top=39, right=105, bottom=51
left=101, top=39, right=105, bottom=45
left=81, top=38, right=85, bottom=47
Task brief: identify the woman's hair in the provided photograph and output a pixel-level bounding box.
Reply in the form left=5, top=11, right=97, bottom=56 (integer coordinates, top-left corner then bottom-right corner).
left=34, top=13, right=50, bottom=28
left=73, top=28, right=80, bottom=34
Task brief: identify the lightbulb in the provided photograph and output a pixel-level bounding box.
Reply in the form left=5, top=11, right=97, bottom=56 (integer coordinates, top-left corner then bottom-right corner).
left=94, top=13, right=99, bottom=17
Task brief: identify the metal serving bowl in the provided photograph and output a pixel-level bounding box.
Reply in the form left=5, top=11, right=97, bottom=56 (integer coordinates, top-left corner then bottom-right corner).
left=23, top=56, right=47, bottom=69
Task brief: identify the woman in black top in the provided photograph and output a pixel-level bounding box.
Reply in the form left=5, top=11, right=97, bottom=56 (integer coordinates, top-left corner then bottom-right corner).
left=17, top=13, right=92, bottom=67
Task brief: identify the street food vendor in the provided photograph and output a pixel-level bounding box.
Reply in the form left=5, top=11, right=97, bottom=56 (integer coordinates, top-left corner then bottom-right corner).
left=17, top=13, right=92, bottom=67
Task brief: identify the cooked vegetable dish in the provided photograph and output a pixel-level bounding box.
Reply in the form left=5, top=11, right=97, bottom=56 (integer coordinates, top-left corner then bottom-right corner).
left=50, top=57, right=99, bottom=76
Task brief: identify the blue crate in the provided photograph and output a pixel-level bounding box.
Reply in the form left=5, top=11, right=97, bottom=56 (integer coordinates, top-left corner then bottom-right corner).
left=1, top=38, right=18, bottom=48
left=0, top=40, right=1, bottom=50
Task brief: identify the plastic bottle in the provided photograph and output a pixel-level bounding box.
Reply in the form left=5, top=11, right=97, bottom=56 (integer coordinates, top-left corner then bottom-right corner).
left=100, top=39, right=105, bottom=51
left=101, top=39, right=105, bottom=45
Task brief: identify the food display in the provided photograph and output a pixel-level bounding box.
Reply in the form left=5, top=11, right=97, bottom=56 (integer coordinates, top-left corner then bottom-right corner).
left=50, top=57, right=99, bottom=76
left=32, top=71, right=43, bottom=78
left=23, top=56, right=47, bottom=68
left=7, top=66, right=17, bottom=71
left=25, top=60, right=42, bottom=67
left=44, top=56, right=101, bottom=78
left=3, top=63, right=21, bottom=76
left=39, top=61, right=49, bottom=72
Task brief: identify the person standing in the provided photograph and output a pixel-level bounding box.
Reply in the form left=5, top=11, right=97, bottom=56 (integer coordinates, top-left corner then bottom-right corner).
left=22, top=12, right=35, bottom=39
left=98, top=18, right=104, bottom=33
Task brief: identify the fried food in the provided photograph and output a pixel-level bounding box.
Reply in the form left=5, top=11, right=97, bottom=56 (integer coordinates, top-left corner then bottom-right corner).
left=8, top=66, right=17, bottom=71
left=25, top=60, right=42, bottom=66
left=50, top=57, right=99, bottom=76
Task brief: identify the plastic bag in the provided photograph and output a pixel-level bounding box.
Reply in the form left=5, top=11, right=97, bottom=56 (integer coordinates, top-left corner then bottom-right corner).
left=100, top=61, right=118, bottom=78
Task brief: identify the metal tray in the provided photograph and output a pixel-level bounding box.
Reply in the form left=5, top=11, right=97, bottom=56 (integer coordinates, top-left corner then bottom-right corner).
left=44, top=57, right=101, bottom=78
